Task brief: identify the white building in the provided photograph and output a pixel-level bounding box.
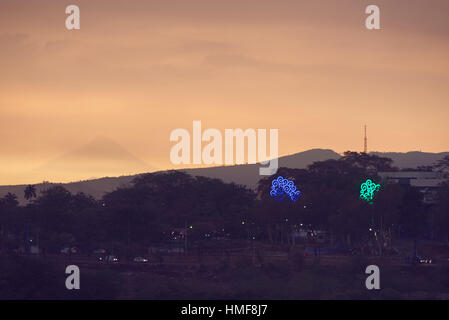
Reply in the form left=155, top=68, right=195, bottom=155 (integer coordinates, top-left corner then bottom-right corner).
left=378, top=171, right=444, bottom=204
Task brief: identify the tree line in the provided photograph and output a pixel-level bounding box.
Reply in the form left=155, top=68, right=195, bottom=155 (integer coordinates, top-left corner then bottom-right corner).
left=0, top=152, right=448, bottom=257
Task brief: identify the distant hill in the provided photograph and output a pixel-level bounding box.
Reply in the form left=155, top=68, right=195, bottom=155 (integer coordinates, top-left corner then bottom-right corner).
left=182, top=149, right=449, bottom=187
left=0, top=176, right=137, bottom=206
left=1, top=149, right=448, bottom=205
left=0, top=149, right=340, bottom=204
left=371, top=151, right=449, bottom=169
left=182, top=149, right=341, bottom=188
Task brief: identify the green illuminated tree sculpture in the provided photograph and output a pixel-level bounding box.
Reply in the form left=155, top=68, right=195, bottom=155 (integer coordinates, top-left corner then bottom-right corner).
left=360, top=179, right=380, bottom=204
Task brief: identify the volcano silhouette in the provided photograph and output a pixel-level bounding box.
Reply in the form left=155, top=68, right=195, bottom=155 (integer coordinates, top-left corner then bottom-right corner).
left=34, top=136, right=155, bottom=183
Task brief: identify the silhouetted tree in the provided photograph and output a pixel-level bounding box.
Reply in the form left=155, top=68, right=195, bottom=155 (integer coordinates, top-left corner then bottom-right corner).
left=434, top=182, right=449, bottom=242
left=24, top=185, right=37, bottom=204
left=434, top=155, right=449, bottom=177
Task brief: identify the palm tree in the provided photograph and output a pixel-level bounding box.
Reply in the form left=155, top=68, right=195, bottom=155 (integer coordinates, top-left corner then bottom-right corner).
left=24, top=185, right=37, bottom=203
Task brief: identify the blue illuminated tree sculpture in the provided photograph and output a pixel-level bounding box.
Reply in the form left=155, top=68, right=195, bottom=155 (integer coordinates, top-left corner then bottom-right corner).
left=270, top=176, right=301, bottom=202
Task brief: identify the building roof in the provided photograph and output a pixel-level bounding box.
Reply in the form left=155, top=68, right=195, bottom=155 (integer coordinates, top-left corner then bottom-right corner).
left=379, top=171, right=441, bottom=180
left=410, top=179, right=444, bottom=188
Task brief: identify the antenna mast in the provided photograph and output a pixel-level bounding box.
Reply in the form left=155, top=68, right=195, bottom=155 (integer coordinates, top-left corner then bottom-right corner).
left=364, top=125, right=368, bottom=154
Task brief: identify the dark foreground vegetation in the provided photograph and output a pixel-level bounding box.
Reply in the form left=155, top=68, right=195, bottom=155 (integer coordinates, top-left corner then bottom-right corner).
left=1, top=251, right=449, bottom=300
left=1, top=152, right=449, bottom=299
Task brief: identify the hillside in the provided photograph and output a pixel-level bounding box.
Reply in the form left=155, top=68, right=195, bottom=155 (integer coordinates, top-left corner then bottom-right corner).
left=1, top=149, right=448, bottom=205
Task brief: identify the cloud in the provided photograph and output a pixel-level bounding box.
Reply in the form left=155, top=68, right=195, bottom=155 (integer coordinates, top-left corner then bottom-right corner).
left=174, top=40, right=235, bottom=54
left=0, top=33, right=34, bottom=55
left=0, top=0, right=449, bottom=185
left=0, top=33, right=29, bottom=45
left=44, top=39, right=76, bottom=51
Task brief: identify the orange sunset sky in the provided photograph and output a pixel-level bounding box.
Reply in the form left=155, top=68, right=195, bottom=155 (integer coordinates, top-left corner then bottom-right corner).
left=1, top=0, right=448, bottom=185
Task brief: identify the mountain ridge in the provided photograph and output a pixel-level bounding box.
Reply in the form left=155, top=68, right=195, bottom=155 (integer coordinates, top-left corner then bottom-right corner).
left=1, top=149, right=447, bottom=205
